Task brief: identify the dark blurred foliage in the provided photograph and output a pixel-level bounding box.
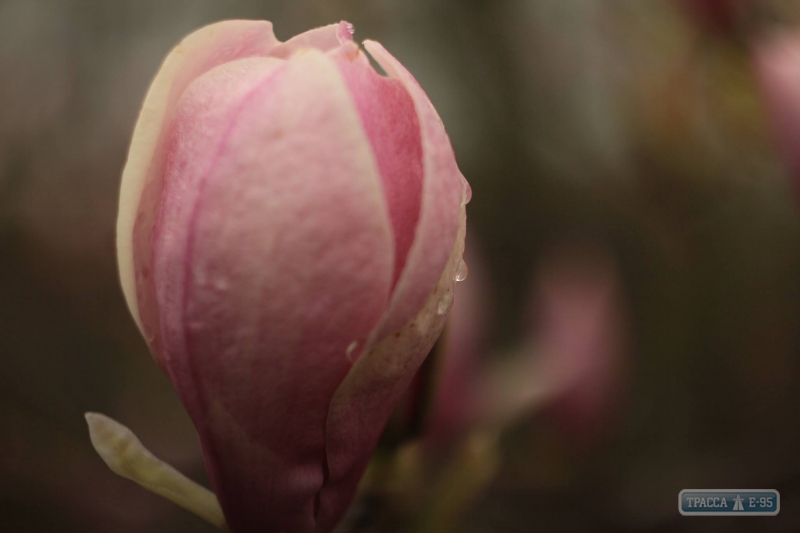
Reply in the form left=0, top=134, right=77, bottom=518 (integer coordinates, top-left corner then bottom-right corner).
left=4, top=0, right=800, bottom=531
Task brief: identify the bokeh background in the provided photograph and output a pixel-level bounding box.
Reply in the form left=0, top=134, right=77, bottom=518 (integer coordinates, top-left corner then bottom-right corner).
left=3, top=0, right=800, bottom=531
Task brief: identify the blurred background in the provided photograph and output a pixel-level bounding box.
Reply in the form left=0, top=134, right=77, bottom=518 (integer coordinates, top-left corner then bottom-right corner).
left=3, top=0, right=800, bottom=531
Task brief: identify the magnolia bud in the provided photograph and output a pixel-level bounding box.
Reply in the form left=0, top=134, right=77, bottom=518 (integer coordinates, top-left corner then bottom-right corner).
left=115, top=20, right=468, bottom=533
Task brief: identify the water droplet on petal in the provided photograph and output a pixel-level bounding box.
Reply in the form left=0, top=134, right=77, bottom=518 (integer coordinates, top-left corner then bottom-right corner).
left=437, top=290, right=454, bottom=315
left=345, top=340, right=360, bottom=362
left=455, top=259, right=469, bottom=282
left=463, top=179, right=472, bottom=205
left=337, top=21, right=355, bottom=43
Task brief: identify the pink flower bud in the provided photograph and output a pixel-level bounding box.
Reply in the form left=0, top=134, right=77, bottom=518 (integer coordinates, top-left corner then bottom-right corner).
left=754, top=31, right=800, bottom=196
left=116, top=20, right=468, bottom=533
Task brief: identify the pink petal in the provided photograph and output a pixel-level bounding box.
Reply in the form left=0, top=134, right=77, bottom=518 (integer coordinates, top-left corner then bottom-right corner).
left=361, top=40, right=467, bottom=339
left=153, top=50, right=394, bottom=533
left=331, top=42, right=423, bottom=288
left=119, top=20, right=281, bottom=368
left=312, top=43, right=468, bottom=529
left=154, top=56, right=285, bottom=372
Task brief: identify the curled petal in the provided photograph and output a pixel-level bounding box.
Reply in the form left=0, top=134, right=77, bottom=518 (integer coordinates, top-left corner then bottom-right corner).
left=319, top=202, right=467, bottom=532
left=362, top=40, right=466, bottom=340
left=268, top=21, right=354, bottom=60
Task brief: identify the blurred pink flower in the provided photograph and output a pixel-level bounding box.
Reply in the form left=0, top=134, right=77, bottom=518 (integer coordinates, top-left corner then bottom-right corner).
left=115, top=20, right=468, bottom=533
left=525, top=245, right=629, bottom=446
left=754, top=30, right=800, bottom=196
left=677, top=0, right=742, bottom=34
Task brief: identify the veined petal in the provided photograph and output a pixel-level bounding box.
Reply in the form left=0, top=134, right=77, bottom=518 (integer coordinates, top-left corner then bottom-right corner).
left=154, top=57, right=285, bottom=372
left=153, top=49, right=394, bottom=533
left=119, top=20, right=281, bottom=367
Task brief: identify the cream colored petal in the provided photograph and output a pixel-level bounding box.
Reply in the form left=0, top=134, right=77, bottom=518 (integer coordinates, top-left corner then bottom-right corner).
left=85, top=412, right=227, bottom=530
